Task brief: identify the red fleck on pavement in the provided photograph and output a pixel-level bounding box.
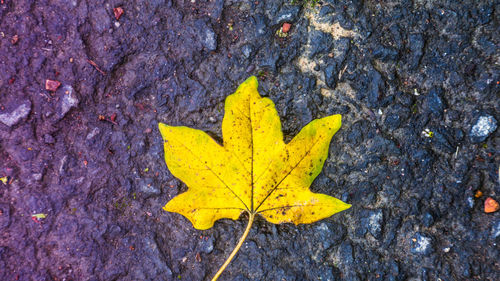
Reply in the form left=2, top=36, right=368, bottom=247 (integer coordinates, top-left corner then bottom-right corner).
left=282, top=22, right=291, bottom=33
left=45, top=79, right=61, bottom=91
left=114, top=7, right=124, bottom=20
left=11, top=34, right=19, bottom=44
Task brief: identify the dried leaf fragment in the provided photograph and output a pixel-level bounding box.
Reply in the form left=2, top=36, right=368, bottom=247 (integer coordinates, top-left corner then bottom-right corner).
left=474, top=190, right=483, bottom=198
left=484, top=197, right=499, bottom=213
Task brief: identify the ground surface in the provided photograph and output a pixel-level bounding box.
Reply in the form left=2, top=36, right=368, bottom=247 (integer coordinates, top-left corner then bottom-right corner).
left=0, top=0, right=499, bottom=280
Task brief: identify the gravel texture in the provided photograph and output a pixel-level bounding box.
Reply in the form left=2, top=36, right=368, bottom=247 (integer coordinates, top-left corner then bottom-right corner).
left=0, top=0, right=498, bottom=280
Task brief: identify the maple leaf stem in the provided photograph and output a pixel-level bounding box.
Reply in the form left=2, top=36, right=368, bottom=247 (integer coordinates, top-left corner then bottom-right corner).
left=211, top=212, right=255, bottom=281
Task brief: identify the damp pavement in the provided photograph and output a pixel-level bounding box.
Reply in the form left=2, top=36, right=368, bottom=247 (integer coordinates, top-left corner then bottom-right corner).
left=0, top=0, right=498, bottom=280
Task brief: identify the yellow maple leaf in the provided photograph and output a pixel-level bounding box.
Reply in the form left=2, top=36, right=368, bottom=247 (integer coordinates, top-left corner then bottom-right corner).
left=159, top=76, right=350, bottom=280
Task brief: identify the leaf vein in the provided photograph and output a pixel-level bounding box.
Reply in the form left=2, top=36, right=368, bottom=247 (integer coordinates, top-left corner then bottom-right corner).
left=169, top=137, right=250, bottom=211
left=254, top=137, right=322, bottom=212
left=257, top=204, right=336, bottom=213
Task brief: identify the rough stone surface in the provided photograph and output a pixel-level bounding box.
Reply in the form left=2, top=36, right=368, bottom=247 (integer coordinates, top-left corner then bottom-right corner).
left=469, top=114, right=497, bottom=143
left=59, top=85, right=79, bottom=119
left=0, top=0, right=498, bottom=280
left=0, top=100, right=31, bottom=127
left=410, top=233, right=434, bottom=256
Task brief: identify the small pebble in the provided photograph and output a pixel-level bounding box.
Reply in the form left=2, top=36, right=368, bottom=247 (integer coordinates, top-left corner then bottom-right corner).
left=0, top=100, right=31, bottom=127
left=282, top=22, right=291, bottom=33
left=43, top=134, right=55, bottom=144
left=114, top=7, right=124, bottom=20
left=491, top=220, right=500, bottom=238
left=45, top=79, right=61, bottom=91
left=411, top=232, right=434, bottom=255
left=470, top=114, right=497, bottom=143
left=11, top=34, right=19, bottom=44
left=32, top=173, right=43, bottom=181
